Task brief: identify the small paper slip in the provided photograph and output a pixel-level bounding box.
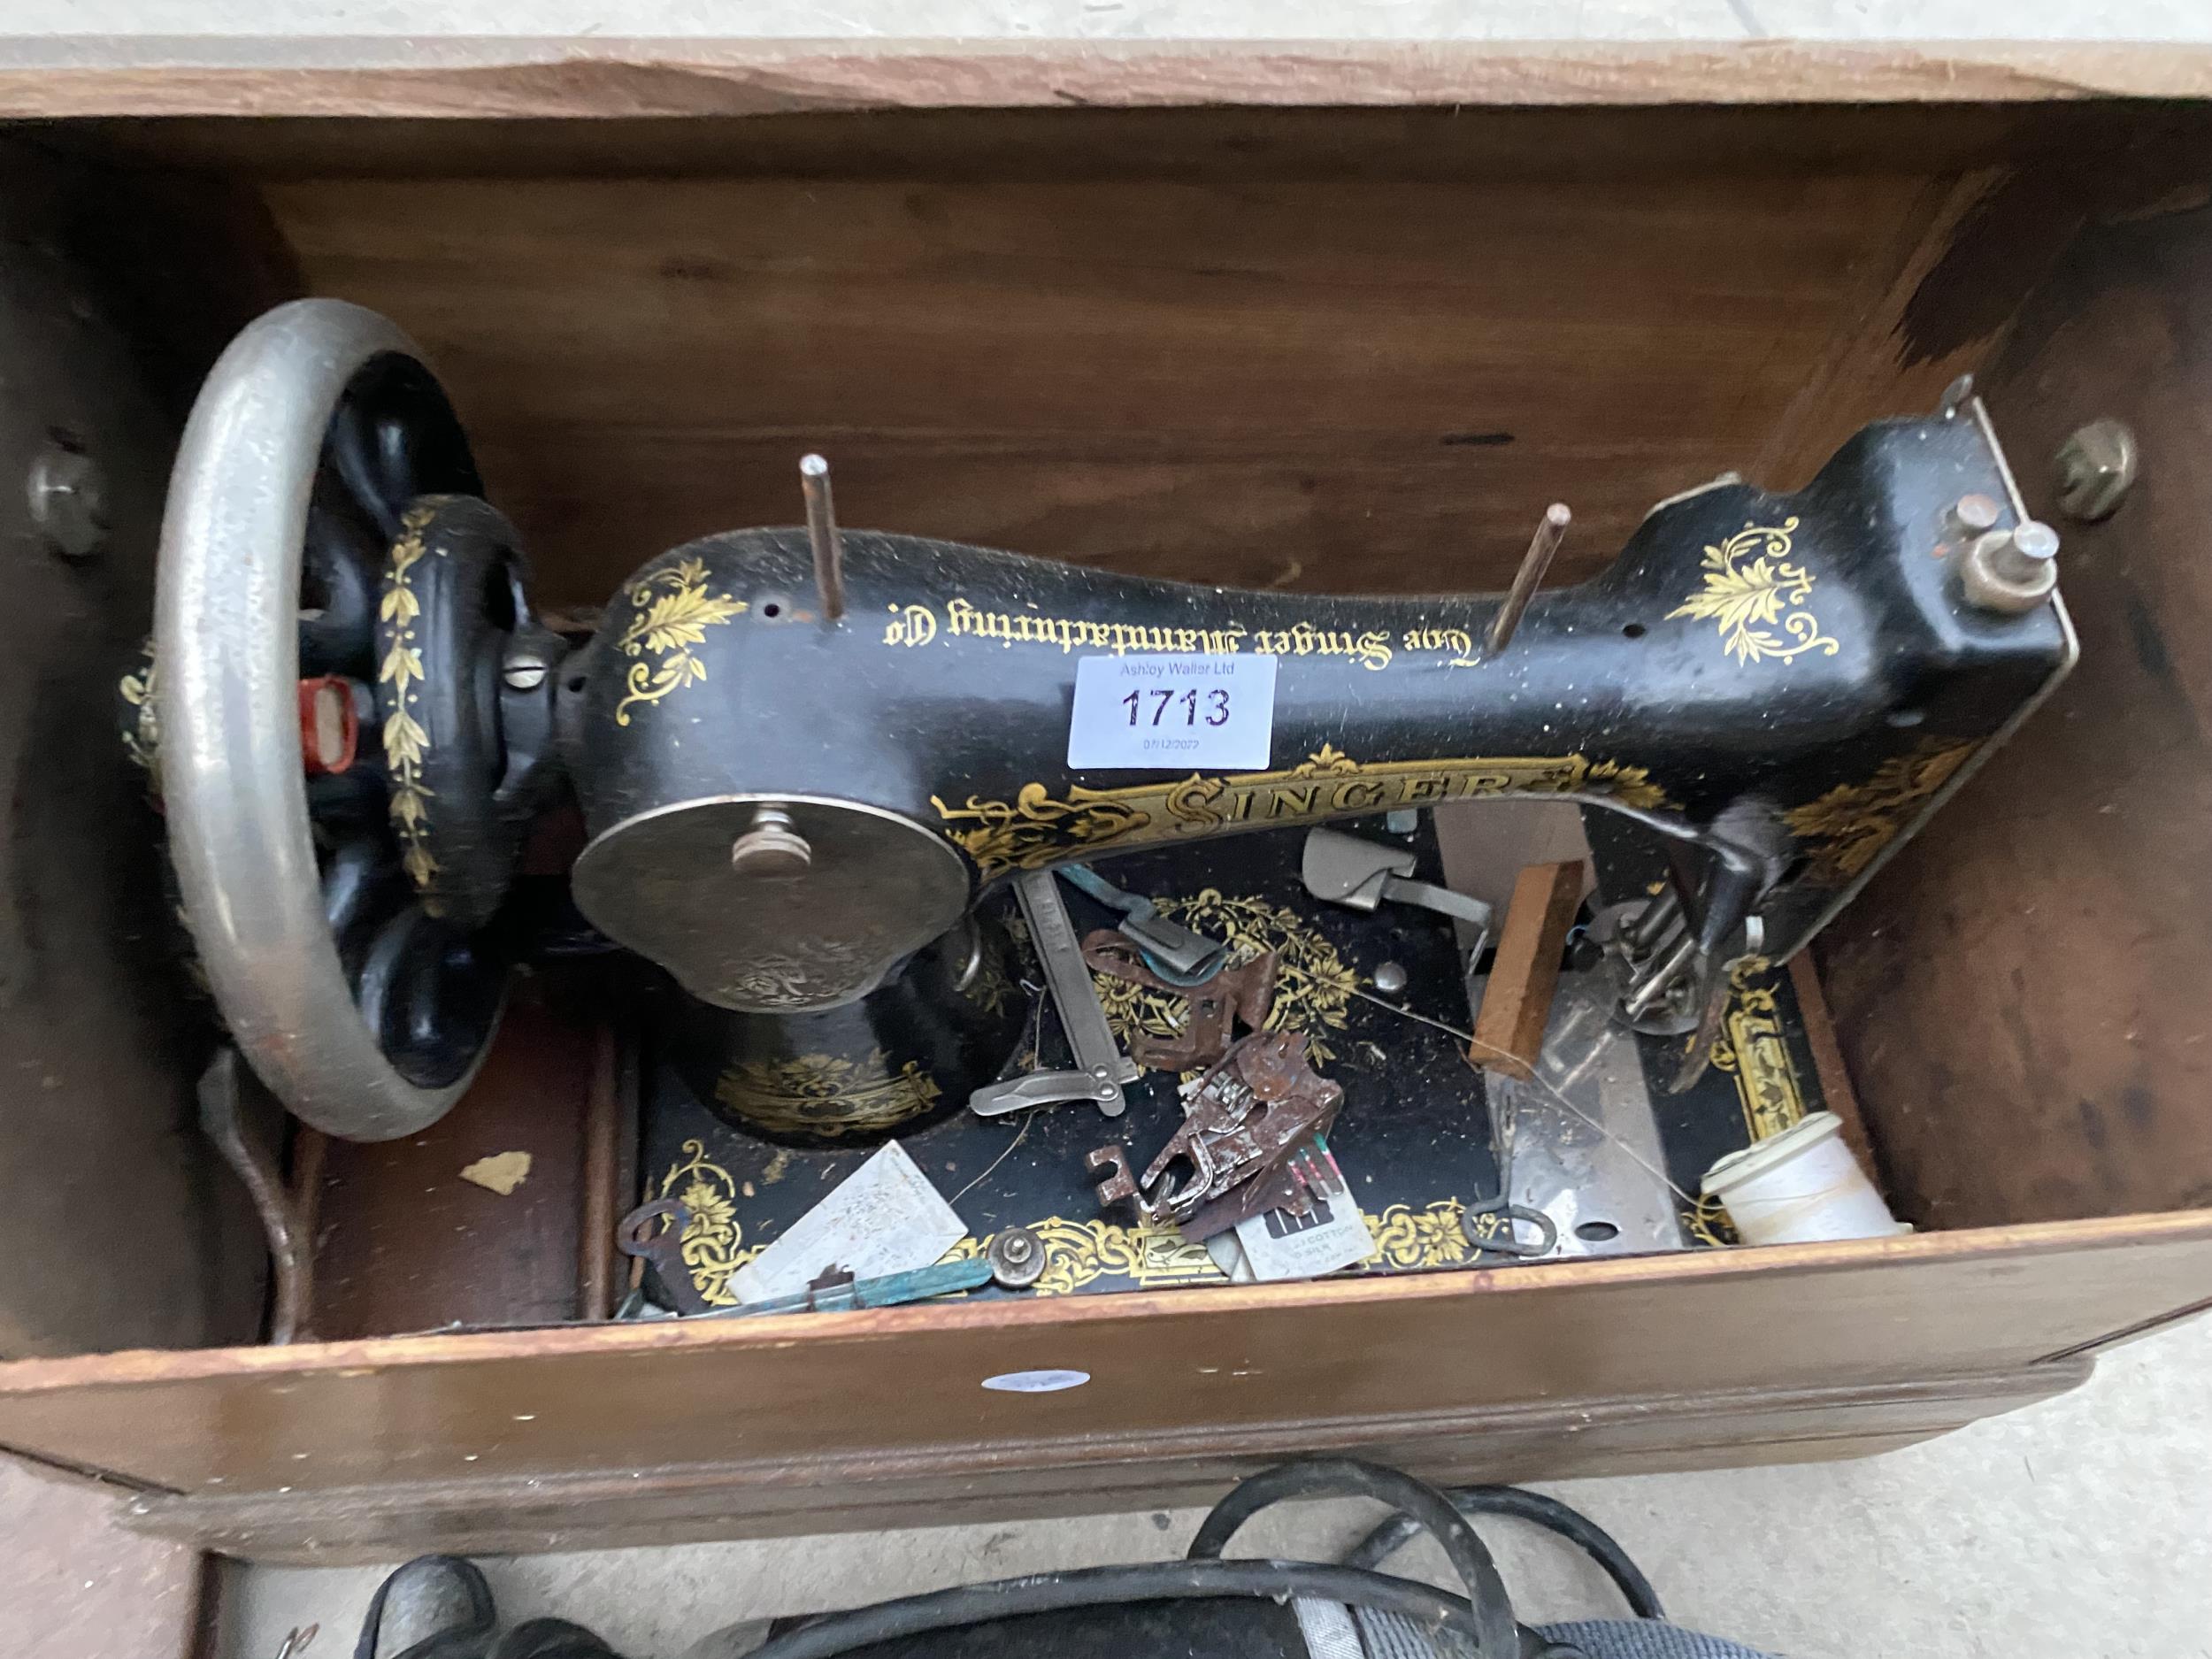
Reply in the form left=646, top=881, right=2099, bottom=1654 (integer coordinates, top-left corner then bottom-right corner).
left=1230, top=1139, right=1376, bottom=1284
left=1067, top=653, right=1276, bottom=771
left=730, top=1141, right=967, bottom=1305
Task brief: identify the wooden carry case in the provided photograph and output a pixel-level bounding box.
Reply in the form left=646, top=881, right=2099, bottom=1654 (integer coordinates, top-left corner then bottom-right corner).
left=0, top=39, right=2208, bottom=1564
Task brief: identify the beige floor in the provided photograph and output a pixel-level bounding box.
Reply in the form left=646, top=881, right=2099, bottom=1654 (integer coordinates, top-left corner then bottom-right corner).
left=219, top=1312, right=2212, bottom=1659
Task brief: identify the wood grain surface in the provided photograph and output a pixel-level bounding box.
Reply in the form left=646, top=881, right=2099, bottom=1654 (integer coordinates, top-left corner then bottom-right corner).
left=1471, top=860, right=1586, bottom=1079
left=119, top=1360, right=2086, bottom=1563
left=1822, top=200, right=2212, bottom=1230
left=48, top=103, right=2202, bottom=186
left=0, top=1214, right=2205, bottom=1501
left=4, top=39, right=2212, bottom=122
left=253, top=160, right=1998, bottom=606
left=304, top=982, right=605, bottom=1340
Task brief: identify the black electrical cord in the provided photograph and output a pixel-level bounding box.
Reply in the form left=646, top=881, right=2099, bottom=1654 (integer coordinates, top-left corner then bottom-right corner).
left=707, top=1458, right=1656, bottom=1659
left=1189, top=1457, right=1520, bottom=1659
left=734, top=1558, right=1485, bottom=1659
left=1343, top=1486, right=1665, bottom=1622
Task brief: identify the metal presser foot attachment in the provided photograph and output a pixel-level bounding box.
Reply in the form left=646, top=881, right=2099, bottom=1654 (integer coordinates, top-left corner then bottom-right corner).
left=1591, top=884, right=1704, bottom=1038
left=1087, top=1030, right=1343, bottom=1240
left=1056, top=862, right=1229, bottom=985
left=1302, top=828, right=1495, bottom=955
left=969, top=869, right=1141, bottom=1118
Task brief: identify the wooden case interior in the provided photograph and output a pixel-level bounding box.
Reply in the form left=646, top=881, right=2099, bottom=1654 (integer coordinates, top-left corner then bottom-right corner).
left=21, top=97, right=2212, bottom=1355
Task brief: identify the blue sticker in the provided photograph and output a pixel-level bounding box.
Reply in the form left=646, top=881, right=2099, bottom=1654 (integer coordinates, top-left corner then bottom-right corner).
left=981, top=1369, right=1092, bottom=1394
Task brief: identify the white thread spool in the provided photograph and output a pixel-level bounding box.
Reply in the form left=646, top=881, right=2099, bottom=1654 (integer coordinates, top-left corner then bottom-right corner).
left=1701, top=1112, right=1908, bottom=1245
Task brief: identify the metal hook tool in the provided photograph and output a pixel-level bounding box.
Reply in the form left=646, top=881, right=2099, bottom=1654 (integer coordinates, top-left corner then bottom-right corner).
left=1462, top=1078, right=1559, bottom=1260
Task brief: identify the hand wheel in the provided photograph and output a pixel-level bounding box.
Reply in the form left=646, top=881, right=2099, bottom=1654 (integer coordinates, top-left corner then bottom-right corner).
left=157, top=298, right=558, bottom=1140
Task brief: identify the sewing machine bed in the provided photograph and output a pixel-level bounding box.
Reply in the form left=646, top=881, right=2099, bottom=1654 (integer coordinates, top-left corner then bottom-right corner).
left=3, top=58, right=2212, bottom=1563
left=633, top=817, right=1842, bottom=1308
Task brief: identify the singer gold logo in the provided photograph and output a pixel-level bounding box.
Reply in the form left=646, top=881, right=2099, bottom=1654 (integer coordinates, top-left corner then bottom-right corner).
left=933, top=744, right=1667, bottom=877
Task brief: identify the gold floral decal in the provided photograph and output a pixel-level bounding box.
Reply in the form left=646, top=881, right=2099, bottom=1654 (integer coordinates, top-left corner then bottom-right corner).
left=932, top=780, right=1153, bottom=878
left=380, top=506, right=441, bottom=901
left=656, top=1139, right=759, bottom=1308
left=1363, top=1199, right=1484, bottom=1270
left=119, top=639, right=160, bottom=780
left=1093, top=887, right=1358, bottom=1064
left=1687, top=959, right=1813, bottom=1246
left=1665, top=518, right=1840, bottom=667
left=964, top=951, right=1015, bottom=1018
left=935, top=747, right=1668, bottom=879
left=641, top=1179, right=1486, bottom=1304
left=1686, top=1195, right=1737, bottom=1248
left=982, top=1217, right=1225, bottom=1295
left=613, top=557, right=747, bottom=726
left=713, top=1048, right=942, bottom=1139
left=1708, top=956, right=1806, bottom=1143
left=1782, top=738, right=1976, bottom=883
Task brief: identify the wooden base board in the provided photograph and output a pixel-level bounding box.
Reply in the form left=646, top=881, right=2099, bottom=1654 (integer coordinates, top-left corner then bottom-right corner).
left=120, top=1358, right=2086, bottom=1563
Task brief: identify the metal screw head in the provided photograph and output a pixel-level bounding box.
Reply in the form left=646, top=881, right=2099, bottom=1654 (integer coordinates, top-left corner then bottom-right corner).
left=1372, top=961, right=1409, bottom=995
left=987, top=1225, right=1048, bottom=1288
left=728, top=804, right=812, bottom=878
left=2006, top=520, right=2062, bottom=572
left=2054, top=418, right=2138, bottom=522
left=502, top=658, right=550, bottom=692
left=27, top=444, right=108, bottom=560
left=1948, top=493, right=2002, bottom=537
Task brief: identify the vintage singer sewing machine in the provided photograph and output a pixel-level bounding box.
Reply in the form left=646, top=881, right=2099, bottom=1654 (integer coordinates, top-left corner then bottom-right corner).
left=150, top=299, right=2072, bottom=1148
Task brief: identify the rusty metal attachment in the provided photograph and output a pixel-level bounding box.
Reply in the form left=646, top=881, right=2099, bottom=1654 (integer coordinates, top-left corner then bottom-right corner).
left=1087, top=1029, right=1342, bottom=1238
left=616, top=1197, right=713, bottom=1314
left=197, top=1048, right=314, bottom=1345
left=1079, top=931, right=1278, bottom=1072
left=1482, top=502, right=1570, bottom=659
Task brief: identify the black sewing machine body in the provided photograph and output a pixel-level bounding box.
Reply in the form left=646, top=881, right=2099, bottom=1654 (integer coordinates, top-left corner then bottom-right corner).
left=144, top=296, right=2072, bottom=1151
left=562, top=412, right=2068, bottom=1041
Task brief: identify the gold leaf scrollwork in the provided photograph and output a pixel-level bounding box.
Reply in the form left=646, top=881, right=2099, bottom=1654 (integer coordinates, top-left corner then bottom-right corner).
left=713, top=1048, right=943, bottom=1139
left=1708, top=956, right=1805, bottom=1142
left=613, top=556, right=748, bottom=726
left=1689, top=957, right=1816, bottom=1245
left=1003, top=1217, right=1226, bottom=1295
left=380, top=506, right=442, bottom=902
left=1293, top=741, right=1359, bottom=776
left=655, top=1138, right=758, bottom=1308
left=936, top=749, right=1671, bottom=878
left=119, top=639, right=160, bottom=781
left=930, top=780, right=1153, bottom=877
left=1686, top=1194, right=1738, bottom=1248
left=964, top=951, right=1015, bottom=1018
left=1092, top=888, right=1358, bottom=1064
left=1782, top=737, right=1976, bottom=883
left=1361, top=1199, right=1479, bottom=1269
left=1665, top=518, right=1841, bottom=667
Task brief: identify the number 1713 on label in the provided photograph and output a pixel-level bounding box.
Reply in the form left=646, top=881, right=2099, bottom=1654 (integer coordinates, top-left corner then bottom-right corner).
left=1120, top=685, right=1232, bottom=728
left=1067, top=653, right=1278, bottom=771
